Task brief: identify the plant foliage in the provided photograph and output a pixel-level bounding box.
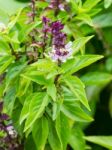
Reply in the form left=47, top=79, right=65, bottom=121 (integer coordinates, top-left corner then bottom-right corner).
left=0, top=0, right=112, bottom=150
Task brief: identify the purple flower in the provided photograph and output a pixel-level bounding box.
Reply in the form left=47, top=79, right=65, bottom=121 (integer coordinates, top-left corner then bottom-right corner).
left=53, top=32, right=66, bottom=48
left=51, top=21, right=65, bottom=49
left=0, top=114, right=9, bottom=121
left=42, top=18, right=72, bottom=62
left=42, top=16, right=50, bottom=24
left=49, top=0, right=65, bottom=11
left=51, top=21, right=64, bottom=34
left=49, top=21, right=72, bottom=62
left=42, top=16, right=51, bottom=33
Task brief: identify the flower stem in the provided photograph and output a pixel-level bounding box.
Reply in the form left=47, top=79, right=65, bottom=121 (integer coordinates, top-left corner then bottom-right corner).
left=30, top=0, right=38, bottom=60
left=31, top=0, right=36, bottom=22
left=55, top=0, right=59, bottom=16
left=8, top=43, right=19, bottom=60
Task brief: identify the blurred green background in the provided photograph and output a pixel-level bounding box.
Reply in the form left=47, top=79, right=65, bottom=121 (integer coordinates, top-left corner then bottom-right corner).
left=0, top=0, right=28, bottom=15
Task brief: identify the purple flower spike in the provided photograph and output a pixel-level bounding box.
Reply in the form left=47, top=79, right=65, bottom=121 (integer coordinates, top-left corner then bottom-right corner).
left=42, top=16, right=50, bottom=24
left=49, top=20, right=73, bottom=62
left=51, top=21, right=65, bottom=50
left=51, top=21, right=64, bottom=34
left=42, top=16, right=51, bottom=33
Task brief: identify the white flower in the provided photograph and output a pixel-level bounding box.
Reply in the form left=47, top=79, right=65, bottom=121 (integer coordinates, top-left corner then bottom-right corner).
left=7, top=125, right=17, bottom=138
left=49, top=41, right=73, bottom=62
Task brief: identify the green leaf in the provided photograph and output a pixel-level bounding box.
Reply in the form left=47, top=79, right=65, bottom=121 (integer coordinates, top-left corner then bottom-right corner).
left=109, top=94, right=112, bottom=117
left=62, top=86, right=79, bottom=102
left=52, top=102, right=62, bottom=120
left=24, top=135, right=37, bottom=150
left=69, top=125, right=85, bottom=150
left=4, top=86, right=16, bottom=115
left=70, top=0, right=79, bottom=12
left=0, top=39, right=10, bottom=54
left=72, top=36, right=93, bottom=54
left=93, top=12, right=112, bottom=28
left=45, top=144, right=52, bottom=150
left=106, top=56, right=112, bottom=73
left=81, top=72, right=112, bottom=86
left=0, top=55, right=14, bottom=75
left=64, top=23, right=82, bottom=38
left=76, top=14, right=93, bottom=26
left=63, top=76, right=90, bottom=110
left=7, top=8, right=23, bottom=31
left=32, top=116, right=49, bottom=150
left=55, top=112, right=70, bottom=150
left=61, top=101, right=93, bottom=122
left=82, top=0, right=101, bottom=11
left=17, top=77, right=31, bottom=97
left=84, top=136, right=112, bottom=149
left=30, top=59, right=56, bottom=73
left=46, top=67, right=63, bottom=79
left=11, top=101, right=24, bottom=136
left=61, top=55, right=103, bottom=75
left=3, top=34, right=20, bottom=44
left=48, top=119, right=63, bottom=150
left=20, top=94, right=34, bottom=125
left=35, top=1, right=48, bottom=8
left=21, top=60, right=54, bottom=85
left=18, top=21, right=41, bottom=42
left=47, top=83, right=57, bottom=101
left=104, top=0, right=112, bottom=8
left=21, top=74, right=48, bottom=85
left=24, top=93, right=49, bottom=132
left=0, top=130, right=5, bottom=138
left=5, top=62, right=26, bottom=91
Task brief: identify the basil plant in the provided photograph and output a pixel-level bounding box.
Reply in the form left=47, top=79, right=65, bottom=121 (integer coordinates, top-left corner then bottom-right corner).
left=0, top=0, right=103, bottom=149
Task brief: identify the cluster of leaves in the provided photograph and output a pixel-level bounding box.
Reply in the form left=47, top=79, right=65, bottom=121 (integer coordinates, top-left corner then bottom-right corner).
left=0, top=0, right=112, bottom=150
